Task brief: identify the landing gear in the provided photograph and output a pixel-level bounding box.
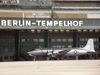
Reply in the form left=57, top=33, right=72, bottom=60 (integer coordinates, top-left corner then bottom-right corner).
left=33, top=56, right=36, bottom=61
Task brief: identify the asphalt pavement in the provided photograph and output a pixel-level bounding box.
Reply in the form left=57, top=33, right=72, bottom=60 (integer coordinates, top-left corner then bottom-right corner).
left=0, top=60, right=100, bottom=75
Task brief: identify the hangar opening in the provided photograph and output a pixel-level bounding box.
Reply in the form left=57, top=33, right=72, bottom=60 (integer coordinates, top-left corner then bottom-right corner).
left=0, top=29, right=100, bottom=61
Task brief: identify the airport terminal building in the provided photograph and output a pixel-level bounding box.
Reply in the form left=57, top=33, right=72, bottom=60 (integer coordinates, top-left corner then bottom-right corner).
left=0, top=0, right=100, bottom=61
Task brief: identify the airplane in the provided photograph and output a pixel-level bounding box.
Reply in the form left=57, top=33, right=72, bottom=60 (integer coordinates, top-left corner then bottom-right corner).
left=27, top=38, right=96, bottom=60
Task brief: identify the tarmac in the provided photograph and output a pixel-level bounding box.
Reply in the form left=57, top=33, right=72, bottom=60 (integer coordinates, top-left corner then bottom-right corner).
left=0, top=60, right=100, bottom=75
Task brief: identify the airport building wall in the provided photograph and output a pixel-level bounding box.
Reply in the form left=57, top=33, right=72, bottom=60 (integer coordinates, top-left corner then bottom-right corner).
left=0, top=0, right=100, bottom=61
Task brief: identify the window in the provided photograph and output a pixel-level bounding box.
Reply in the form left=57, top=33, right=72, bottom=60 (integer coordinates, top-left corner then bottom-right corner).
left=0, top=56, right=2, bottom=60
left=68, top=38, right=73, bottom=42
left=27, top=46, right=33, bottom=51
left=68, top=45, right=72, bottom=48
left=0, top=39, right=3, bottom=43
left=51, top=45, right=56, bottom=48
left=57, top=39, right=61, bottom=42
left=11, top=39, right=15, bottom=42
left=10, top=56, right=14, bottom=60
left=39, top=39, right=44, bottom=42
left=69, top=56, right=73, bottom=58
left=4, top=56, right=8, bottom=59
left=57, top=45, right=61, bottom=48
left=62, top=39, right=67, bottom=42
left=33, top=39, right=38, bottom=42
left=51, top=39, right=56, bottom=42
left=4, top=46, right=9, bottom=52
left=10, top=56, right=13, bottom=59
left=80, top=38, right=84, bottom=42
left=80, top=45, right=84, bottom=48
left=62, top=45, right=66, bottom=48
left=21, top=39, right=26, bottom=42
left=21, top=46, right=27, bottom=52
left=84, top=38, right=88, bottom=41
left=93, top=38, right=97, bottom=42
left=98, top=54, right=100, bottom=57
left=0, top=47, right=3, bottom=52
left=5, top=39, right=9, bottom=43
left=9, top=46, right=15, bottom=52
left=27, top=39, right=33, bottom=42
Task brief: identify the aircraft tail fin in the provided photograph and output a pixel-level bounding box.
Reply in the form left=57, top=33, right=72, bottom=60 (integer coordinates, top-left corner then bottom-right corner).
left=82, top=38, right=95, bottom=51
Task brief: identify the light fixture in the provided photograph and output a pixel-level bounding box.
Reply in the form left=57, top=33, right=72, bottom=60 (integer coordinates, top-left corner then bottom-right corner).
left=60, top=30, right=64, bottom=33
left=37, top=30, right=41, bottom=33
left=31, top=30, right=35, bottom=33
left=54, top=30, right=59, bottom=33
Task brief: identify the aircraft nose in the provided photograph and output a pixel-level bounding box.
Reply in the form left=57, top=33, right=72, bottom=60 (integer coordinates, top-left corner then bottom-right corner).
left=27, top=51, right=33, bottom=54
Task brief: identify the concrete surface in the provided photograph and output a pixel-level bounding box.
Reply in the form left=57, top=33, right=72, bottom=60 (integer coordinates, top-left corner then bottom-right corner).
left=0, top=60, right=100, bottom=75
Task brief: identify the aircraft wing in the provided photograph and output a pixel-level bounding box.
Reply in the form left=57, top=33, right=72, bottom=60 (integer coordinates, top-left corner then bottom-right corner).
left=57, top=49, right=71, bottom=55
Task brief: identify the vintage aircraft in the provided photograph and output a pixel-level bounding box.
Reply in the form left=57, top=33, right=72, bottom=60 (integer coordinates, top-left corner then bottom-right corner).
left=28, top=38, right=96, bottom=60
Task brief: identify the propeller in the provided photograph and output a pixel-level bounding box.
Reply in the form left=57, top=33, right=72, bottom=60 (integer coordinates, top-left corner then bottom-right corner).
left=47, top=49, right=56, bottom=57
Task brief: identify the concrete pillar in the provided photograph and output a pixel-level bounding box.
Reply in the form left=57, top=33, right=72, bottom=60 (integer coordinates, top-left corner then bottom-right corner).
left=44, top=30, right=49, bottom=47
left=73, top=30, right=78, bottom=60
left=44, top=30, right=49, bottom=60
left=14, top=30, right=20, bottom=61
left=98, top=38, right=100, bottom=59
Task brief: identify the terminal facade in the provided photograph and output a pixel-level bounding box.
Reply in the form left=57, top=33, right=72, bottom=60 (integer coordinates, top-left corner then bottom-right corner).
left=0, top=0, right=100, bottom=61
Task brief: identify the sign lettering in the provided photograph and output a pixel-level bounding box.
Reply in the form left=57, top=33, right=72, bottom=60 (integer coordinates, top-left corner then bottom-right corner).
left=0, top=20, right=83, bottom=27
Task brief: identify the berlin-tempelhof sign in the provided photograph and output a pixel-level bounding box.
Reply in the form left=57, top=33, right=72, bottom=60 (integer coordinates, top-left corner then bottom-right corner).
left=0, top=20, right=83, bottom=27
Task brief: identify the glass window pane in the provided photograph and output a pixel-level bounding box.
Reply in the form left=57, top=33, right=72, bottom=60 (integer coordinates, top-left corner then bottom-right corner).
left=93, top=38, right=97, bottom=42
left=33, top=39, right=38, bottom=42
left=27, top=39, right=33, bottom=42
left=11, top=39, right=15, bottom=42
left=21, top=39, right=26, bottom=42
left=51, top=39, right=56, bottom=42
left=57, top=39, right=61, bottom=42
left=39, top=39, right=44, bottom=42
left=4, top=46, right=9, bottom=52
left=80, top=38, right=84, bottom=42
left=9, top=46, right=15, bottom=52
left=4, top=56, right=8, bottom=59
left=85, top=38, right=88, bottom=41
left=0, top=39, right=3, bottom=43
left=57, top=45, right=61, bottom=48
left=62, top=45, right=66, bottom=48
left=62, top=39, right=67, bottom=42
left=52, top=45, right=56, bottom=48
left=0, top=47, right=3, bottom=52
left=68, top=45, right=72, bottom=48
left=27, top=46, right=33, bottom=51
left=68, top=38, right=73, bottom=42
left=21, top=46, right=27, bottom=52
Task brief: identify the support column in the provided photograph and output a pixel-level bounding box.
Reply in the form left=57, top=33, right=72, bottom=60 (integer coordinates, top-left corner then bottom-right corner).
left=73, top=30, right=78, bottom=60
left=98, top=38, right=100, bottom=59
left=44, top=30, right=49, bottom=60
left=14, top=30, right=20, bottom=61
left=44, top=30, right=49, bottom=47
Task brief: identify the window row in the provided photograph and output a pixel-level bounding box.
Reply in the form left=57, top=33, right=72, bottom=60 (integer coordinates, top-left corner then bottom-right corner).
left=79, top=38, right=99, bottom=42
left=0, top=56, right=15, bottom=60
left=21, top=45, right=73, bottom=52
left=0, top=46, right=15, bottom=52
left=21, top=39, right=44, bottom=42
left=0, top=45, right=100, bottom=53
left=0, top=39, right=15, bottom=43
left=21, top=38, right=73, bottom=43
left=0, top=38, right=99, bottom=43
left=51, top=38, right=73, bottom=42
